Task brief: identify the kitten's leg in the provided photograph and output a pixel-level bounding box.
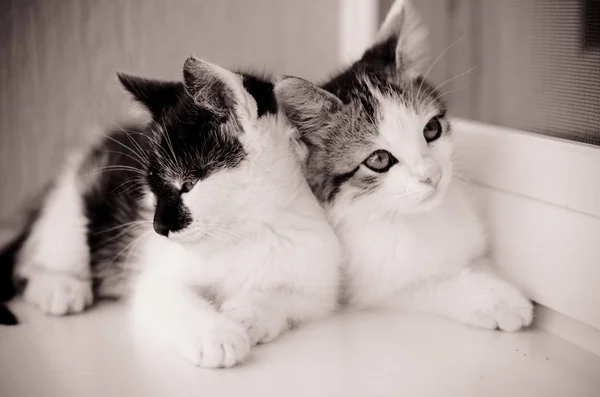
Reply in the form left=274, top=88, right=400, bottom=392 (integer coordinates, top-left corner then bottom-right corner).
left=15, top=159, right=93, bottom=315
left=222, top=289, right=337, bottom=346
left=131, top=275, right=250, bottom=368
left=396, top=259, right=534, bottom=332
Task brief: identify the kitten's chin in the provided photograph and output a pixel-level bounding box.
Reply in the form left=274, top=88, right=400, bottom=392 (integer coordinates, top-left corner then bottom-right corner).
left=401, top=184, right=449, bottom=214
left=167, top=231, right=207, bottom=245
left=411, top=191, right=444, bottom=212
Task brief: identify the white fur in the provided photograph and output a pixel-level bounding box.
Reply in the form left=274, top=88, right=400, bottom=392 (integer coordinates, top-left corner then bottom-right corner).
left=329, top=95, right=533, bottom=331
left=130, top=106, right=341, bottom=366
left=15, top=149, right=93, bottom=315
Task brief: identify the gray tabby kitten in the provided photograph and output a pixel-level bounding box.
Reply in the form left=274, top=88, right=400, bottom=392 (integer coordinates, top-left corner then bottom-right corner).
left=275, top=0, right=533, bottom=331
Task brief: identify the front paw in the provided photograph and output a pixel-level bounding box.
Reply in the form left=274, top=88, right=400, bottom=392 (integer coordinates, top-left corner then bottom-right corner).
left=456, top=276, right=534, bottom=332
left=23, top=271, right=93, bottom=316
left=179, top=316, right=250, bottom=368
left=222, top=299, right=288, bottom=346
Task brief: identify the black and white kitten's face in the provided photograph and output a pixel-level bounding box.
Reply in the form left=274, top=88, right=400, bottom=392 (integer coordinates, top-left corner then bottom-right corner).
left=119, top=57, right=277, bottom=243
left=276, top=0, right=453, bottom=217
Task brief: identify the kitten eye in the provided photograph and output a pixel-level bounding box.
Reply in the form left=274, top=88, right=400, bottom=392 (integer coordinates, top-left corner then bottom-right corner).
left=423, top=117, right=442, bottom=143
left=363, top=150, right=396, bottom=173
left=181, top=179, right=198, bottom=194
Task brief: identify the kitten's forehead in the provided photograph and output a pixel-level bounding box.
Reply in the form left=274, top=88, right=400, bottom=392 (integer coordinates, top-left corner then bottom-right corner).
left=323, top=73, right=442, bottom=156
left=148, top=97, right=246, bottom=186
left=374, top=93, right=437, bottom=164
left=358, top=73, right=444, bottom=116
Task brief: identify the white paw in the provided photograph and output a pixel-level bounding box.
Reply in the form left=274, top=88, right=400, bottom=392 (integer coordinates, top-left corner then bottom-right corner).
left=458, top=279, right=534, bottom=332
left=23, top=272, right=93, bottom=316
left=178, top=316, right=250, bottom=368
left=222, top=299, right=288, bottom=346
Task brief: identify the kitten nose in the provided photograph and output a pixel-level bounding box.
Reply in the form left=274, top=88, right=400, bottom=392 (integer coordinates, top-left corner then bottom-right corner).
left=413, top=157, right=442, bottom=187
left=153, top=220, right=170, bottom=237
left=153, top=197, right=172, bottom=237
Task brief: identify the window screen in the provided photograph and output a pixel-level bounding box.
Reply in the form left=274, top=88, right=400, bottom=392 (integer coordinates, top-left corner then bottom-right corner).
left=380, top=0, right=600, bottom=145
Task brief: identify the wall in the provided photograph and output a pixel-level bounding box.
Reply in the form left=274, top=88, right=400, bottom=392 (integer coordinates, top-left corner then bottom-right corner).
left=380, top=0, right=600, bottom=145
left=0, top=0, right=341, bottom=223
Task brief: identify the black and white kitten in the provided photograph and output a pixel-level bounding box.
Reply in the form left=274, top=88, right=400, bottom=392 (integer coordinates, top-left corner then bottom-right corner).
left=275, top=0, right=533, bottom=331
left=1, top=57, right=341, bottom=367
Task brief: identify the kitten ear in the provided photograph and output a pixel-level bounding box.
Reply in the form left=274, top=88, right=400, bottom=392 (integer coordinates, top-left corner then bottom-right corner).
left=274, top=76, right=342, bottom=141
left=117, top=73, right=182, bottom=118
left=182, top=56, right=257, bottom=120
left=362, top=0, right=427, bottom=78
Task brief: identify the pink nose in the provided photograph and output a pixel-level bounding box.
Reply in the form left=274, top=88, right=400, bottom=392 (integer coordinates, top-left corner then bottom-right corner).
left=412, top=157, right=442, bottom=187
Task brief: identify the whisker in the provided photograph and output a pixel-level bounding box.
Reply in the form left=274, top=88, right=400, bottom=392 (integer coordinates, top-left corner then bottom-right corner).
left=158, top=120, right=180, bottom=172
left=100, top=149, right=148, bottom=169
left=91, top=110, right=151, bottom=167
left=124, top=230, right=154, bottom=265
left=100, top=133, right=149, bottom=168
left=433, top=86, right=470, bottom=101
left=433, top=66, right=477, bottom=94
left=93, top=224, right=149, bottom=251
left=95, top=165, right=146, bottom=174
left=93, top=220, right=152, bottom=235
left=111, top=175, right=144, bottom=193
left=417, top=36, right=466, bottom=102
left=124, top=132, right=151, bottom=162
left=107, top=230, right=152, bottom=268
left=120, top=183, right=147, bottom=196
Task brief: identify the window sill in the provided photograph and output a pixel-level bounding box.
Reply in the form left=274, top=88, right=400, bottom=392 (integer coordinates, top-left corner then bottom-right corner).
left=453, top=118, right=600, bottom=334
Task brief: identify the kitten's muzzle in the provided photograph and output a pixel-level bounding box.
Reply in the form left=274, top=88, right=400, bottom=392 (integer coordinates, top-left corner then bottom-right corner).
left=412, top=157, right=442, bottom=188
left=153, top=218, right=170, bottom=237
left=153, top=195, right=189, bottom=237
left=153, top=201, right=172, bottom=236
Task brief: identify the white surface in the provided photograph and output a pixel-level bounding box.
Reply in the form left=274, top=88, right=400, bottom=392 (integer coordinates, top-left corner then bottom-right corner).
left=536, top=305, right=600, bottom=358
left=472, top=184, right=600, bottom=331
left=453, top=119, right=600, bottom=331
left=453, top=118, right=600, bottom=218
left=2, top=301, right=600, bottom=397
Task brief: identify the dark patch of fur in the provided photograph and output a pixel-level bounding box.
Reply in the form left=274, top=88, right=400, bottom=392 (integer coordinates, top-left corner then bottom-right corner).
left=322, top=65, right=379, bottom=120
left=0, top=185, right=49, bottom=324
left=352, top=174, right=383, bottom=199
left=326, top=167, right=360, bottom=202
left=117, top=74, right=184, bottom=118
left=323, top=61, right=444, bottom=116
left=0, top=304, right=17, bottom=325
left=361, top=36, right=398, bottom=69
left=79, top=124, right=154, bottom=294
left=241, top=74, right=277, bottom=116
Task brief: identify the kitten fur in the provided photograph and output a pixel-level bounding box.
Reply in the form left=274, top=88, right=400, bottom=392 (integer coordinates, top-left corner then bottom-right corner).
left=0, top=57, right=341, bottom=368
left=275, top=0, right=533, bottom=332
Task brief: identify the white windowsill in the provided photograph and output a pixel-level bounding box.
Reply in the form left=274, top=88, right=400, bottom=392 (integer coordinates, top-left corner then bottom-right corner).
left=2, top=300, right=600, bottom=397
left=453, top=117, right=600, bottom=341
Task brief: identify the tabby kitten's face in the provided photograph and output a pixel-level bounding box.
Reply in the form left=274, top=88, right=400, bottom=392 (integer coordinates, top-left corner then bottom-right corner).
left=119, top=57, right=277, bottom=243
left=276, top=0, right=453, bottom=217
